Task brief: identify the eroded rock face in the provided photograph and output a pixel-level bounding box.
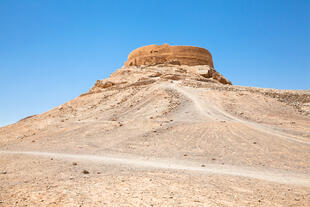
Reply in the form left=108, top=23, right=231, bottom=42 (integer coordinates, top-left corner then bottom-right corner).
left=124, top=44, right=214, bottom=68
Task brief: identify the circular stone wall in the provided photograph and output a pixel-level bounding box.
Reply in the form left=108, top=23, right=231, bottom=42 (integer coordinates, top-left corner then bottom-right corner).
left=124, top=44, right=214, bottom=67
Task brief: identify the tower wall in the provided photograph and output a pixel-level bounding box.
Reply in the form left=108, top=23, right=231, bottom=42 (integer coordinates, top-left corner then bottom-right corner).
left=124, top=44, right=214, bottom=68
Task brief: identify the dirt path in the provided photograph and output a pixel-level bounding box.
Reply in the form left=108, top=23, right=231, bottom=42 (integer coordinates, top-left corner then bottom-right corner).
left=1, top=150, right=309, bottom=187
left=163, top=83, right=231, bottom=121
left=165, top=83, right=310, bottom=145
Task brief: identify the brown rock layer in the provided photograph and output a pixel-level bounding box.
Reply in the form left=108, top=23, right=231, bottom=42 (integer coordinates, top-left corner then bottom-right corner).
left=125, top=44, right=214, bottom=67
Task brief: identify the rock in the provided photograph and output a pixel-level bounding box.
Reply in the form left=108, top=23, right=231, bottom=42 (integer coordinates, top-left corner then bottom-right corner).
left=161, top=74, right=182, bottom=80
left=148, top=72, right=162, bottom=77
left=130, top=79, right=156, bottom=87
left=16, top=135, right=24, bottom=139
left=2, top=170, right=7, bottom=174
left=94, top=80, right=115, bottom=89
left=82, top=170, right=89, bottom=174
left=201, top=164, right=206, bottom=167
left=72, top=162, right=77, bottom=166
left=197, top=66, right=213, bottom=78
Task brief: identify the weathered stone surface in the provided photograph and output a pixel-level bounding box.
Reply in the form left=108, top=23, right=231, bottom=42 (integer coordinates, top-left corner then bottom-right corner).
left=94, top=80, right=115, bottom=89
left=186, top=65, right=232, bottom=85
left=124, top=44, right=214, bottom=67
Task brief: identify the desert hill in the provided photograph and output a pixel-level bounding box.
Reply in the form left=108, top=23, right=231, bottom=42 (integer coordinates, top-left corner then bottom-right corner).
left=1, top=45, right=310, bottom=206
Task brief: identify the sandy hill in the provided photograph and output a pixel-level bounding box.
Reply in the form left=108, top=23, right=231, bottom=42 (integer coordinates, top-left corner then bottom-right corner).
left=1, top=45, right=310, bottom=206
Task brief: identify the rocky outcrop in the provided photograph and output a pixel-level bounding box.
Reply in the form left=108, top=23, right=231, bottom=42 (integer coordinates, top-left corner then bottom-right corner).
left=185, top=65, right=231, bottom=85
left=124, top=44, right=214, bottom=68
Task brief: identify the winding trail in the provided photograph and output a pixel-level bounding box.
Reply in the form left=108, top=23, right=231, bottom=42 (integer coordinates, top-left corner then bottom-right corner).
left=164, top=83, right=310, bottom=145
left=1, top=150, right=309, bottom=187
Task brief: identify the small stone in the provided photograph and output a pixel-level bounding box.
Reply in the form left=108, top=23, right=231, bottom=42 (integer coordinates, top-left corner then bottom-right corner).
left=183, top=154, right=188, bottom=157
left=32, top=140, right=35, bottom=143
left=82, top=170, right=89, bottom=174
left=69, top=176, right=74, bottom=180
left=97, top=171, right=101, bottom=174
left=201, top=164, right=206, bottom=167
left=2, top=171, right=7, bottom=174
left=212, top=158, right=216, bottom=161
left=253, top=141, right=257, bottom=144
left=72, top=162, right=77, bottom=166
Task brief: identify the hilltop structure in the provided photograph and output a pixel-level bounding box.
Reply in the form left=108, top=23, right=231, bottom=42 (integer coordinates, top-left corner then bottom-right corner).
left=124, top=44, right=214, bottom=67
left=123, top=44, right=231, bottom=85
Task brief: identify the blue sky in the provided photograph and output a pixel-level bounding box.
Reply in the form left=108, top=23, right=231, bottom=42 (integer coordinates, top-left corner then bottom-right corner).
left=0, top=0, right=309, bottom=127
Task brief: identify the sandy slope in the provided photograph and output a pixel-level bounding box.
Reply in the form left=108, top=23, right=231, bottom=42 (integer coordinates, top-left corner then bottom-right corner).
left=1, top=64, right=310, bottom=206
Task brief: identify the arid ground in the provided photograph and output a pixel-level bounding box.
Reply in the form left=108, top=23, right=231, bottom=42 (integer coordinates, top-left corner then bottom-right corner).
left=1, top=65, right=310, bottom=206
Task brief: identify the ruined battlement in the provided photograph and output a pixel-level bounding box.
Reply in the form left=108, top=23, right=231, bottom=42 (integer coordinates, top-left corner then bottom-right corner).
left=124, top=44, right=214, bottom=67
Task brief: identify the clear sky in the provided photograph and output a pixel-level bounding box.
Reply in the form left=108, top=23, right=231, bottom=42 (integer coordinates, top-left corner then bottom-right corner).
left=0, top=0, right=309, bottom=127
